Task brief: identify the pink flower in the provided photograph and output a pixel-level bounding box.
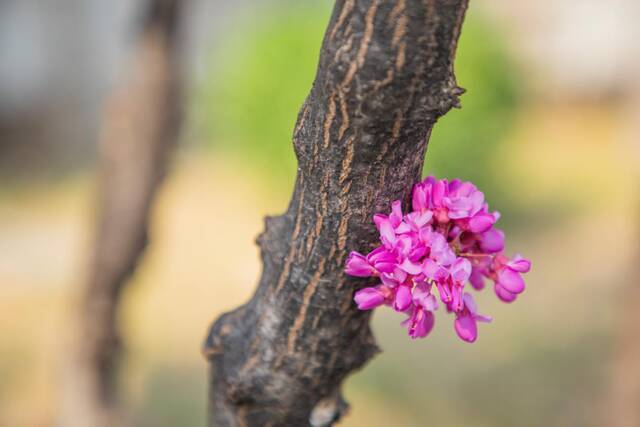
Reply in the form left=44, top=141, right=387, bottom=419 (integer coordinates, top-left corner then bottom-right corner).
left=479, top=228, right=505, bottom=253
left=411, top=177, right=432, bottom=212
left=492, top=254, right=531, bottom=302
left=395, top=234, right=426, bottom=263
left=450, top=257, right=472, bottom=285
left=423, top=259, right=449, bottom=282
left=497, top=268, right=525, bottom=294
left=345, top=252, right=374, bottom=277
left=443, top=181, right=484, bottom=220
left=373, top=200, right=406, bottom=248
left=404, top=210, right=433, bottom=231
left=373, top=215, right=397, bottom=249
left=466, top=212, right=496, bottom=233
left=393, top=285, right=413, bottom=312
left=412, top=283, right=439, bottom=311
left=454, top=293, right=492, bottom=343
left=401, top=283, right=439, bottom=339
left=346, top=175, right=531, bottom=342
left=345, top=247, right=396, bottom=277
left=494, top=283, right=518, bottom=303
left=380, top=267, right=408, bottom=288
left=354, top=285, right=391, bottom=310
left=469, top=267, right=486, bottom=290
left=390, top=200, right=404, bottom=228
left=403, top=307, right=435, bottom=339
left=366, top=247, right=397, bottom=273
left=428, top=232, right=456, bottom=266
left=507, top=254, right=532, bottom=272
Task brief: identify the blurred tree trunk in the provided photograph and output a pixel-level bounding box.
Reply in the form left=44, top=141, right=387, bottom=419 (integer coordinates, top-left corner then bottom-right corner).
left=609, top=274, right=640, bottom=427
left=203, top=1, right=469, bottom=425
left=607, top=87, right=640, bottom=427
left=62, top=1, right=185, bottom=426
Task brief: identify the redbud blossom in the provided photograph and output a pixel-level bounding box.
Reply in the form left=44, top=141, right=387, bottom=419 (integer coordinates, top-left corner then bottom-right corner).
left=345, top=176, right=531, bottom=343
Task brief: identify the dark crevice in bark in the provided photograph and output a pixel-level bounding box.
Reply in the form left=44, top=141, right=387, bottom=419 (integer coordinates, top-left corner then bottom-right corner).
left=63, top=0, right=186, bottom=425
left=204, top=1, right=469, bottom=425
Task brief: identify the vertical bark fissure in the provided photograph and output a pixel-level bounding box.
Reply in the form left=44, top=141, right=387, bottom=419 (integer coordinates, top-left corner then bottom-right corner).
left=64, top=1, right=185, bottom=425
left=204, top=1, right=469, bottom=425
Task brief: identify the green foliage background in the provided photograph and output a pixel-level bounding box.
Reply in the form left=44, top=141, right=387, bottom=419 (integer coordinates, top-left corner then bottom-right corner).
left=193, top=4, right=521, bottom=204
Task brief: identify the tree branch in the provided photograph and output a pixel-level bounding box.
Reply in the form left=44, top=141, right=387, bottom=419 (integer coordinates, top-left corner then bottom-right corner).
left=63, top=1, right=185, bottom=425
left=203, top=1, right=468, bottom=425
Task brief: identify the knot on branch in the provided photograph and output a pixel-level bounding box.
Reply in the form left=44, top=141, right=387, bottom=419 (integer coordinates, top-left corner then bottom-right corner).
left=309, top=390, right=349, bottom=427
left=431, top=80, right=466, bottom=116
left=202, top=309, right=240, bottom=360
left=444, top=83, right=466, bottom=110
left=256, top=214, right=289, bottom=261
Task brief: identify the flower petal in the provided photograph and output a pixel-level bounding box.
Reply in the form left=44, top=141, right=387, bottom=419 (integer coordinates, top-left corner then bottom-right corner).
left=469, top=268, right=486, bottom=290
left=494, top=283, right=518, bottom=303
left=407, top=309, right=435, bottom=339
left=462, top=292, right=478, bottom=314
left=423, top=259, right=448, bottom=282
left=399, top=259, right=422, bottom=275
left=432, top=179, right=446, bottom=206
left=497, top=268, right=525, bottom=294
left=454, top=313, right=478, bottom=343
left=345, top=252, right=374, bottom=277
left=390, top=200, right=403, bottom=228
left=354, top=287, right=385, bottom=310
left=508, top=254, right=531, bottom=273
left=412, top=185, right=428, bottom=212
left=378, top=218, right=397, bottom=247
left=468, top=213, right=495, bottom=233
left=394, top=285, right=413, bottom=311
left=451, top=257, right=472, bottom=284
left=479, top=228, right=505, bottom=253
left=412, top=283, right=439, bottom=311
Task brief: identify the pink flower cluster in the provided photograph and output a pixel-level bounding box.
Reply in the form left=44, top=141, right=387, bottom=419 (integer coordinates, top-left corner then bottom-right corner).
left=345, top=176, right=531, bottom=343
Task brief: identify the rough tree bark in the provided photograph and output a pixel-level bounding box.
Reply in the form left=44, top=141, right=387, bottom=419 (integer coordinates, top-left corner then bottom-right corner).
left=63, top=1, right=185, bottom=426
left=203, top=1, right=469, bottom=425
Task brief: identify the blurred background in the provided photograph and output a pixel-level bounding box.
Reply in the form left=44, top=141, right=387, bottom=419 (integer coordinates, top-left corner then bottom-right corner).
left=1, top=0, right=639, bottom=426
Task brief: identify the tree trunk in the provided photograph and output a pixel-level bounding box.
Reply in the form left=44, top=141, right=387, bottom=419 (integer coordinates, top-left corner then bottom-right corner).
left=203, top=1, right=469, bottom=425
left=606, top=85, right=640, bottom=427
left=608, top=273, right=640, bottom=427
left=63, top=1, right=185, bottom=425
